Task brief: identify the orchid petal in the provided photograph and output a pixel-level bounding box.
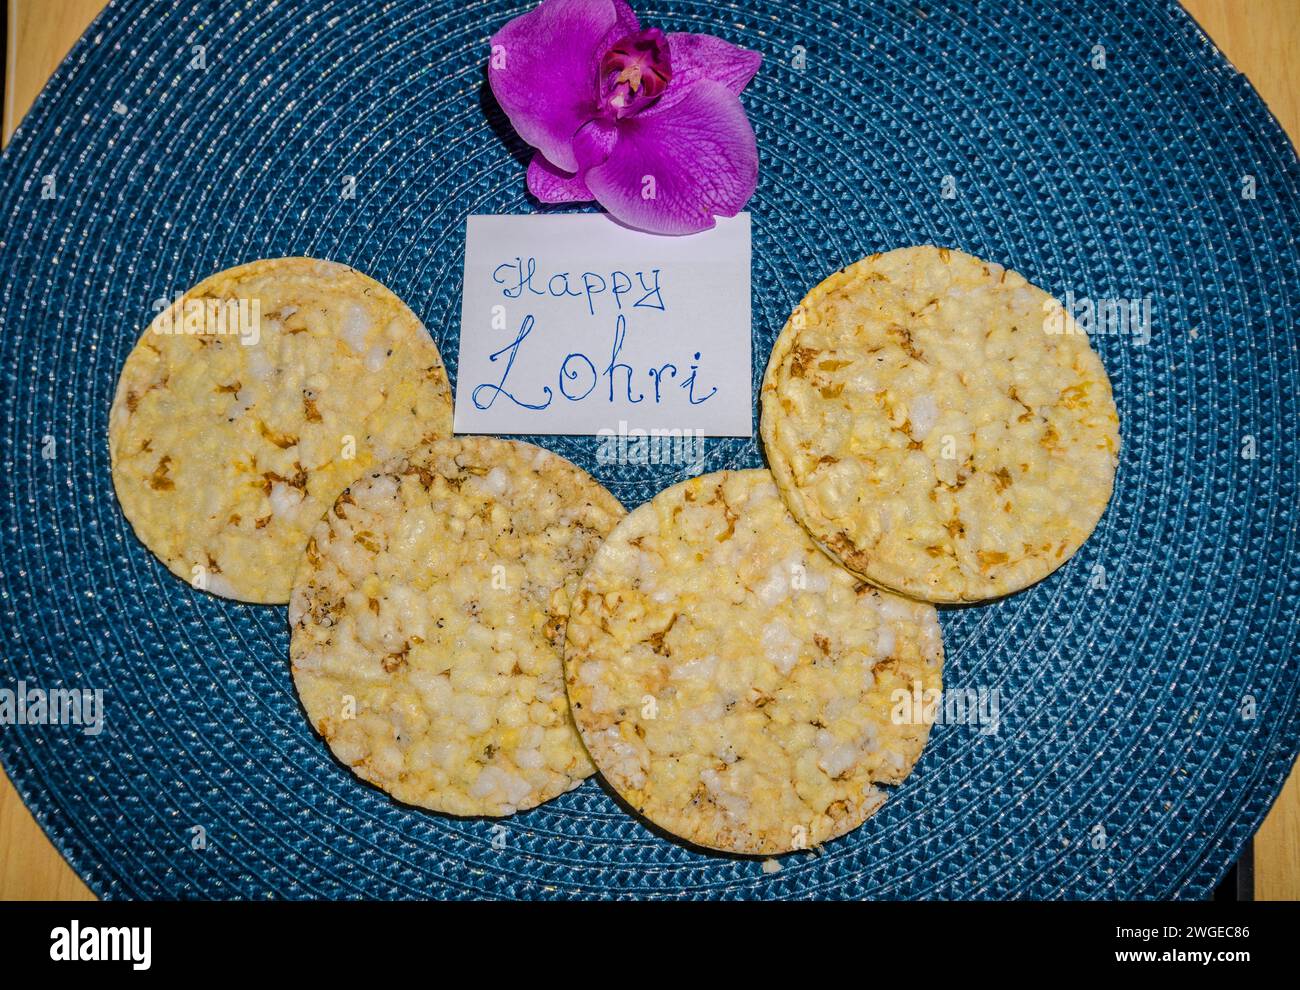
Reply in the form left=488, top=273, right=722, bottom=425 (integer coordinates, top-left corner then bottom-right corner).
left=573, top=116, right=620, bottom=171
left=488, top=0, right=639, bottom=172
left=654, top=33, right=762, bottom=114
left=606, top=1, right=640, bottom=37
left=583, top=80, right=757, bottom=235
left=527, top=152, right=596, bottom=203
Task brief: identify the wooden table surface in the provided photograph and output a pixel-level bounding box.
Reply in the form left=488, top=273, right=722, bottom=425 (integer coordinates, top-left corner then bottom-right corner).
left=2, top=0, right=1297, bottom=901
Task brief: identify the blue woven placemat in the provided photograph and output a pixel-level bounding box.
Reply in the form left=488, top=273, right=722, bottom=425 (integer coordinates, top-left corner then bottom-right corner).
left=0, top=0, right=1297, bottom=900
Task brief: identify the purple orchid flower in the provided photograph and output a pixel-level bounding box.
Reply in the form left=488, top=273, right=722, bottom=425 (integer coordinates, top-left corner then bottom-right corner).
left=488, top=0, right=762, bottom=235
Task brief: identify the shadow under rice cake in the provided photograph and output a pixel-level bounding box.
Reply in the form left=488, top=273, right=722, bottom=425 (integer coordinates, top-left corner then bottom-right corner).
left=564, top=469, right=944, bottom=855
left=760, top=246, right=1121, bottom=603
left=290, top=437, right=625, bottom=816
left=108, top=257, right=453, bottom=603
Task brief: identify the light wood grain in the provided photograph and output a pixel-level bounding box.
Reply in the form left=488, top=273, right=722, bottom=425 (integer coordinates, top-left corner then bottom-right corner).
left=1184, top=15, right=1300, bottom=905
left=3, top=0, right=105, bottom=141
left=0, top=776, right=94, bottom=899
left=1, top=0, right=1297, bottom=901
left=1257, top=763, right=1300, bottom=900
left=1183, top=0, right=1300, bottom=139
left=1, top=0, right=104, bottom=903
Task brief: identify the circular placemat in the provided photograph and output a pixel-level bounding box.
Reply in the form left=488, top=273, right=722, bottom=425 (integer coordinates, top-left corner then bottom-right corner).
left=0, top=0, right=1297, bottom=899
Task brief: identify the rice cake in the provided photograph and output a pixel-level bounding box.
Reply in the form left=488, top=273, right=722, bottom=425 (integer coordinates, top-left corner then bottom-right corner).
left=108, top=257, right=453, bottom=603
left=761, top=246, right=1120, bottom=603
left=564, top=469, right=943, bottom=855
left=289, top=437, right=624, bottom=816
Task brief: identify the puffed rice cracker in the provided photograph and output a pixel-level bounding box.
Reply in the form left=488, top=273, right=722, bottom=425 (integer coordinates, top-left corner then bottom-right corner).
left=761, top=245, right=1120, bottom=602
left=565, top=469, right=943, bottom=854
left=109, top=257, right=453, bottom=603
left=290, top=437, right=624, bottom=816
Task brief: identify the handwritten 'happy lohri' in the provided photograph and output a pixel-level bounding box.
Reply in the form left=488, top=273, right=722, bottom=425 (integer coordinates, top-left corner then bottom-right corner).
left=472, top=258, right=718, bottom=412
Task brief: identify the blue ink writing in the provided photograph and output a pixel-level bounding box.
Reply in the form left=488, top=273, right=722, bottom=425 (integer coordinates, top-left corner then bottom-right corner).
left=605, top=315, right=645, bottom=404
left=471, top=315, right=554, bottom=411
left=492, top=257, right=547, bottom=299
left=682, top=352, right=718, bottom=405
left=560, top=352, right=598, bottom=400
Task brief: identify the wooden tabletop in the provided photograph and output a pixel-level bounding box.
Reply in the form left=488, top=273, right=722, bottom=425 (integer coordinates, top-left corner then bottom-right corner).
left=2, top=0, right=1297, bottom=901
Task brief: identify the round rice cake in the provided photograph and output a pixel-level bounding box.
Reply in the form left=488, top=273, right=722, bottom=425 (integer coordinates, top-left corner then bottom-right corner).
left=289, top=437, right=625, bottom=817
left=760, top=246, right=1121, bottom=603
left=564, top=469, right=943, bottom=855
left=108, top=257, right=453, bottom=604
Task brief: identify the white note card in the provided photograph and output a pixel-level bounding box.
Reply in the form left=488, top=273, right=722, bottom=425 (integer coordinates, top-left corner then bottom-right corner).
left=454, top=213, right=752, bottom=437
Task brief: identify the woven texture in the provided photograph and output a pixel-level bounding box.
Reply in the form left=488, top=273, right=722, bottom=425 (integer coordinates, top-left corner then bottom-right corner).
left=0, top=0, right=1297, bottom=900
